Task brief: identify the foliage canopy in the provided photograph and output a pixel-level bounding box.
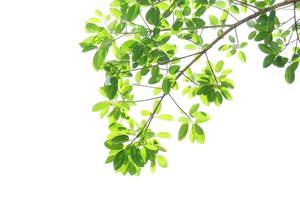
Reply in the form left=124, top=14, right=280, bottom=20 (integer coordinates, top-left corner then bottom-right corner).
left=81, top=0, right=300, bottom=175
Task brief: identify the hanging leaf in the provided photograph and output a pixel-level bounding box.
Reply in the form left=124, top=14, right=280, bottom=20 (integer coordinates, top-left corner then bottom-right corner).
left=178, top=123, right=189, bottom=141
left=285, top=62, right=298, bottom=84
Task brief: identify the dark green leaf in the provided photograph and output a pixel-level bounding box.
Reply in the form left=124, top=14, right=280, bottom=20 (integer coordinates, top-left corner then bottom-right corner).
left=285, top=62, right=298, bottom=84
left=258, top=44, right=274, bottom=54
left=195, top=6, right=206, bottom=17
left=104, top=140, right=124, bottom=150
left=93, top=48, right=109, bottom=70
left=111, top=135, right=129, bottom=144
left=146, top=7, right=160, bottom=26
left=162, top=77, right=172, bottom=94
left=263, top=54, right=275, bottom=68
left=113, top=150, right=126, bottom=170
left=103, top=77, right=118, bottom=100
left=169, top=65, right=180, bottom=75
left=273, top=56, right=288, bottom=68
left=126, top=4, right=140, bottom=21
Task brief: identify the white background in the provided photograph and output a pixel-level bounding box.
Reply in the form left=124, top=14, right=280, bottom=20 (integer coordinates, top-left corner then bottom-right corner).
left=0, top=0, right=300, bottom=199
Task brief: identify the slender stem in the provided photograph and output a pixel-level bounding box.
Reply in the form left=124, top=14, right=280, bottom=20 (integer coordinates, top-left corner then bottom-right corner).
left=205, top=52, right=218, bottom=84
left=169, top=94, right=193, bottom=122
left=110, top=96, right=163, bottom=104
left=212, top=5, right=239, bottom=22
left=235, top=28, right=240, bottom=48
left=232, top=0, right=260, bottom=10
left=293, top=2, right=299, bottom=51
left=182, top=73, right=198, bottom=85
left=132, top=83, right=161, bottom=89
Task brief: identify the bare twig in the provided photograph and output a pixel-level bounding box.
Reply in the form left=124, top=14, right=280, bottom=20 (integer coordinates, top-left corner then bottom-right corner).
left=169, top=94, right=193, bottom=122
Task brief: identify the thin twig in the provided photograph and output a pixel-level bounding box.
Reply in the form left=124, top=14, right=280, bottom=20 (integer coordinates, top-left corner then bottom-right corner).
left=169, top=94, right=193, bottom=122
left=205, top=52, right=218, bottom=84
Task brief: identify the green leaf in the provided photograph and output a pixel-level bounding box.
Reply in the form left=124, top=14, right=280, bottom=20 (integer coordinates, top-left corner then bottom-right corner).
left=138, top=25, right=148, bottom=37
left=254, top=31, right=268, bottom=41
left=113, top=150, right=126, bottom=170
left=130, top=146, right=144, bottom=167
left=104, top=140, right=123, bottom=150
left=238, top=51, right=246, bottom=63
left=214, top=91, right=223, bottom=106
left=92, top=101, right=110, bottom=112
left=85, top=23, right=101, bottom=33
left=158, top=114, right=174, bottom=121
left=273, top=56, right=288, bottom=68
left=95, top=9, right=103, bottom=17
left=189, top=103, right=199, bottom=116
left=111, top=135, right=129, bottom=144
left=137, top=0, right=150, bottom=5
left=141, top=110, right=151, bottom=116
left=182, top=6, right=191, bottom=16
left=162, top=77, right=172, bottom=94
left=209, top=15, right=219, bottom=25
left=103, top=77, right=118, bottom=100
left=221, top=88, right=232, bottom=100
left=226, top=49, right=236, bottom=57
left=230, top=5, right=240, bottom=14
left=285, top=62, right=298, bottom=84
left=145, top=144, right=157, bottom=151
left=172, top=18, right=183, bottom=31
left=192, top=18, right=206, bottom=28
left=157, top=132, right=172, bottom=138
left=178, top=116, right=189, bottom=124
left=215, top=60, right=224, bottom=72
left=192, top=124, right=205, bottom=144
left=215, top=0, right=227, bottom=8
left=169, top=65, right=180, bottom=75
left=126, top=4, right=140, bottom=21
left=110, top=8, right=122, bottom=19
left=219, top=44, right=231, bottom=51
left=146, top=7, right=160, bottom=26
left=178, top=123, right=189, bottom=141
left=240, top=42, right=248, bottom=48
left=248, top=31, right=256, bottom=40
left=195, top=6, right=206, bottom=17
left=93, top=48, right=109, bottom=70
left=185, top=44, right=197, bottom=50
left=192, top=112, right=210, bottom=123
left=263, top=54, right=275, bottom=68
left=258, top=44, right=274, bottom=54
left=229, top=35, right=235, bottom=43
left=157, top=155, right=168, bottom=168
